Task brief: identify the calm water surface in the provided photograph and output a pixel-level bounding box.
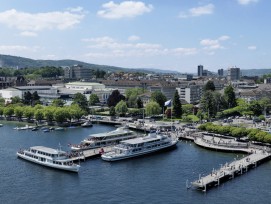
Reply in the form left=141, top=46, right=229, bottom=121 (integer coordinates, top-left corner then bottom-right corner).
left=0, top=122, right=271, bottom=204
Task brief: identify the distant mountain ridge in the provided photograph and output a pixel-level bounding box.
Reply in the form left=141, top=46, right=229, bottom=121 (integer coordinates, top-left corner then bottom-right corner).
left=0, top=54, right=178, bottom=74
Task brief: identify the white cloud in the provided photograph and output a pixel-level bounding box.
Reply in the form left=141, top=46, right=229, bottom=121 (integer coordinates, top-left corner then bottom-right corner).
left=248, top=46, right=257, bottom=50
left=83, top=36, right=197, bottom=59
left=97, top=1, right=153, bottom=19
left=200, top=35, right=230, bottom=51
left=0, top=45, right=30, bottom=52
left=66, top=7, right=84, bottom=13
left=128, top=35, right=140, bottom=41
left=238, top=0, right=258, bottom=5
left=218, top=35, right=230, bottom=41
left=179, top=4, right=214, bottom=18
left=0, top=9, right=84, bottom=32
left=20, top=31, right=37, bottom=37
left=172, top=48, right=198, bottom=55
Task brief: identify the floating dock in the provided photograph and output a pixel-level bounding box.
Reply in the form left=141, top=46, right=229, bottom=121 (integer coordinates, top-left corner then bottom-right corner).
left=191, top=151, right=271, bottom=191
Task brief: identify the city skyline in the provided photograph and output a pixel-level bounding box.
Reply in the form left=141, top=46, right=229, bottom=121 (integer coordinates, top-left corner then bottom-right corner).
left=0, top=0, right=270, bottom=72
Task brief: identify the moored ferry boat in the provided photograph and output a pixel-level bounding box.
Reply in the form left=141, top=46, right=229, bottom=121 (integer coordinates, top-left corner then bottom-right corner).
left=101, top=132, right=178, bottom=161
left=70, top=127, right=137, bottom=151
left=17, top=146, right=81, bottom=172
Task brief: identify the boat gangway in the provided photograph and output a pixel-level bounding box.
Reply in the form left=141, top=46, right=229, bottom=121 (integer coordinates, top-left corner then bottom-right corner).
left=191, top=151, right=271, bottom=191
left=81, top=146, right=113, bottom=159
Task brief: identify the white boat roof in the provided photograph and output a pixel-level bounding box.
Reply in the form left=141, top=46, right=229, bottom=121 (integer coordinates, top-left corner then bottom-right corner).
left=121, top=135, right=162, bottom=145
left=90, top=128, right=133, bottom=138
left=30, top=146, right=66, bottom=154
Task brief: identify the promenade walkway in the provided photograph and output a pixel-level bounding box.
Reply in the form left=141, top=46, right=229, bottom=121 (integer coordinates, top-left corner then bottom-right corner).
left=191, top=151, right=271, bottom=191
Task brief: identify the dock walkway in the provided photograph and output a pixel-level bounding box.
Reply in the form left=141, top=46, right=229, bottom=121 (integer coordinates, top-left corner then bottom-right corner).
left=191, top=151, right=271, bottom=191
left=194, top=135, right=252, bottom=153
left=82, top=146, right=113, bottom=158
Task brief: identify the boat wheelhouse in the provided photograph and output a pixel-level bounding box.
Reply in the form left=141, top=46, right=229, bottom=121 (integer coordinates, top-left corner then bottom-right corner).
left=101, top=132, right=178, bottom=161
left=70, top=127, right=137, bottom=151
left=17, top=146, right=81, bottom=172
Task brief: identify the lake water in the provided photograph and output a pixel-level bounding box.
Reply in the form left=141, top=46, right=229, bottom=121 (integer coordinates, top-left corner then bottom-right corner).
left=0, top=122, right=271, bottom=204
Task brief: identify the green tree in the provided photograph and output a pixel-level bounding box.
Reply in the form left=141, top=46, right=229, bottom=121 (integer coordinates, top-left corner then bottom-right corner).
left=249, top=101, right=262, bottom=116
left=115, top=100, right=128, bottom=116
left=200, top=90, right=216, bottom=119
left=51, top=99, right=65, bottom=107
left=14, top=106, right=24, bottom=120
left=109, top=107, right=116, bottom=116
left=125, top=88, right=144, bottom=99
left=172, top=90, right=182, bottom=118
left=136, top=97, right=143, bottom=109
left=23, top=107, right=34, bottom=121
left=34, top=109, right=44, bottom=122
left=0, top=107, right=3, bottom=116
left=3, top=107, right=14, bottom=118
left=54, top=108, right=68, bottom=123
left=127, top=94, right=137, bottom=108
left=72, top=93, right=89, bottom=112
left=44, top=107, right=55, bottom=122
left=0, top=97, right=5, bottom=106
left=69, top=105, right=85, bottom=121
left=224, top=85, right=237, bottom=108
left=150, top=91, right=167, bottom=109
left=11, top=96, right=21, bottom=104
left=89, top=94, right=100, bottom=106
left=23, top=91, right=32, bottom=105
left=182, top=104, right=194, bottom=115
left=145, top=101, right=161, bottom=116
left=107, top=90, right=125, bottom=107
left=204, top=81, right=215, bottom=92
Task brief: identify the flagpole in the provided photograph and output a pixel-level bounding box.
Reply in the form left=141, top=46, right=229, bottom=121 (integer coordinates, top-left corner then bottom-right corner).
left=171, top=99, right=173, bottom=131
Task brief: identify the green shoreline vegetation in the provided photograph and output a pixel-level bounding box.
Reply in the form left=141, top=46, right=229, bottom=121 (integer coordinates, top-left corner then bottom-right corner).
left=198, top=123, right=271, bottom=144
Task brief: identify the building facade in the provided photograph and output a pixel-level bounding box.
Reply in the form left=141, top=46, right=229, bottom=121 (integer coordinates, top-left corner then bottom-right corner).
left=198, top=65, right=204, bottom=77
left=64, top=65, right=92, bottom=80
left=227, top=67, right=240, bottom=81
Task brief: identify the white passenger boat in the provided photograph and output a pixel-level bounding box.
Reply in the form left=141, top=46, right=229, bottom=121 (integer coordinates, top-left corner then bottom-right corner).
left=0, top=124, right=3, bottom=127
left=101, top=132, right=178, bottom=161
left=17, top=146, right=81, bottom=172
left=70, top=127, right=137, bottom=151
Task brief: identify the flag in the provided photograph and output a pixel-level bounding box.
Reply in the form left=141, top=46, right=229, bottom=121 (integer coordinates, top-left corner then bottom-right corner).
left=164, top=99, right=172, bottom=107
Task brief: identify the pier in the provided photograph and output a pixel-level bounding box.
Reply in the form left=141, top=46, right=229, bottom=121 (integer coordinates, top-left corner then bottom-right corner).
left=191, top=151, right=271, bottom=191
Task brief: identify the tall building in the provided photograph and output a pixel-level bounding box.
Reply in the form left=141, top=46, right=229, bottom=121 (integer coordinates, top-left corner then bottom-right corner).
left=227, top=67, right=240, bottom=81
left=197, top=65, right=203, bottom=77
left=64, top=65, right=92, bottom=80
left=218, top=69, right=224, bottom=76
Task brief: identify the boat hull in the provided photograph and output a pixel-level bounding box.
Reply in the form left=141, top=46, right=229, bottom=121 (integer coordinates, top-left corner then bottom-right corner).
left=17, top=152, right=80, bottom=173
left=102, top=141, right=178, bottom=161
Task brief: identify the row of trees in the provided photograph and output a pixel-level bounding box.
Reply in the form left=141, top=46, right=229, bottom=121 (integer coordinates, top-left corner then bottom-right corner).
left=199, top=81, right=237, bottom=120
left=0, top=104, right=86, bottom=124
left=105, top=88, right=183, bottom=118
left=198, top=123, right=271, bottom=143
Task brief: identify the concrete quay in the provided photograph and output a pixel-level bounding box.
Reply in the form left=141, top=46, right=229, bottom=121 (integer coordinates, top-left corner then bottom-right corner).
left=191, top=151, right=271, bottom=191
left=193, top=135, right=251, bottom=153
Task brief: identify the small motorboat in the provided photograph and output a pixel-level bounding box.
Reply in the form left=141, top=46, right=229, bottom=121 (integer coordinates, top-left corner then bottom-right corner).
left=81, top=120, right=93, bottom=128
left=31, top=127, right=39, bottom=131
left=55, top=127, right=65, bottom=131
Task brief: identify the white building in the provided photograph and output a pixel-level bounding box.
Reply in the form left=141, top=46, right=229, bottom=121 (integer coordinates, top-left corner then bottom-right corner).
left=0, top=88, right=22, bottom=103
left=65, top=82, right=105, bottom=90
left=177, top=83, right=203, bottom=104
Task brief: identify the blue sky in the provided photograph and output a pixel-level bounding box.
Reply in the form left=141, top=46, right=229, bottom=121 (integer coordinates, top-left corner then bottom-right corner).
left=0, top=0, right=269, bottom=73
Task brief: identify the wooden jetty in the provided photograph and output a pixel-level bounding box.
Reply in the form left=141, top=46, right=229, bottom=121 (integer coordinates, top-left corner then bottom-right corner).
left=81, top=146, right=113, bottom=159
left=191, top=151, right=271, bottom=191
